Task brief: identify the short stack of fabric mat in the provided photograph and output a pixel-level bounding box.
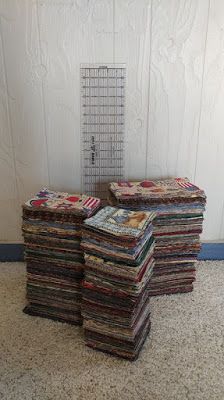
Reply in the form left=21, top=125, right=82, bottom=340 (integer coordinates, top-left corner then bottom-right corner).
left=108, top=177, right=206, bottom=296
left=22, top=188, right=101, bottom=324
left=81, top=206, right=156, bottom=360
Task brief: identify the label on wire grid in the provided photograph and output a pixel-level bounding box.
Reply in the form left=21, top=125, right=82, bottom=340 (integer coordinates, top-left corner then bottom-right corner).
left=81, top=64, right=126, bottom=199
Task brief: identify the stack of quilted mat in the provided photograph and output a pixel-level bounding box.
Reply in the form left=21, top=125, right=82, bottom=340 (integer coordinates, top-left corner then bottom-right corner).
left=22, top=188, right=100, bottom=324
left=109, top=177, right=206, bottom=296
left=81, top=206, right=156, bottom=360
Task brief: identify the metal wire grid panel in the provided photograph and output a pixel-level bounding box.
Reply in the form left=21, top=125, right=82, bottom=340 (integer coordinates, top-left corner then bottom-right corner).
left=80, top=64, right=126, bottom=199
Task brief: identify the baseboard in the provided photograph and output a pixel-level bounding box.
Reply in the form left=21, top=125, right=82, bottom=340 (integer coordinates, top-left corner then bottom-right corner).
left=198, top=243, right=224, bottom=260
left=0, top=243, right=224, bottom=262
left=0, top=244, right=24, bottom=261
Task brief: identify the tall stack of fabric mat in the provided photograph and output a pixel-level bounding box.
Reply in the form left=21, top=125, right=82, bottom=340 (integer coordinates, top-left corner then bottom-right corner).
left=81, top=206, right=156, bottom=360
left=22, top=188, right=101, bottom=324
left=108, top=177, right=206, bottom=296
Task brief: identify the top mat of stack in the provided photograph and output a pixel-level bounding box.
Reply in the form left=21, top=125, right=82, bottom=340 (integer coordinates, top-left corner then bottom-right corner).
left=83, top=206, right=155, bottom=236
left=108, top=177, right=206, bottom=212
left=82, top=206, right=156, bottom=267
left=22, top=188, right=101, bottom=221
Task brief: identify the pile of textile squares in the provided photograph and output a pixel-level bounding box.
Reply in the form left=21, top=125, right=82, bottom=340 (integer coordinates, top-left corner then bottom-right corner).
left=22, top=188, right=100, bottom=324
left=109, top=177, right=206, bottom=296
left=81, top=206, right=155, bottom=360
left=22, top=177, right=206, bottom=361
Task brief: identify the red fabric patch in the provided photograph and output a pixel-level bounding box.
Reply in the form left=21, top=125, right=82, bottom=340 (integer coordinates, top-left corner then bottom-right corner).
left=140, top=181, right=155, bottom=188
left=118, top=182, right=133, bottom=187
left=31, top=199, right=47, bottom=207
left=66, top=196, right=79, bottom=203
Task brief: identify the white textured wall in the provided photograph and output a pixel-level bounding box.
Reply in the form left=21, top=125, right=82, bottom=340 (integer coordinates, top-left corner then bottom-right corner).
left=0, top=0, right=223, bottom=242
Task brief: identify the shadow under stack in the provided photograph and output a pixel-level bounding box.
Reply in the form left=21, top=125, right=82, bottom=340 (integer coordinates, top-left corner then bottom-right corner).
left=22, top=188, right=101, bottom=324
left=109, top=178, right=206, bottom=296
left=81, top=206, right=156, bottom=360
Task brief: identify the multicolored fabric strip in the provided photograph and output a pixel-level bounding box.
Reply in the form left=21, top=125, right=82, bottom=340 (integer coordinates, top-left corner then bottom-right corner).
left=109, top=177, right=206, bottom=200
left=24, top=188, right=101, bottom=217
left=84, top=206, right=156, bottom=238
